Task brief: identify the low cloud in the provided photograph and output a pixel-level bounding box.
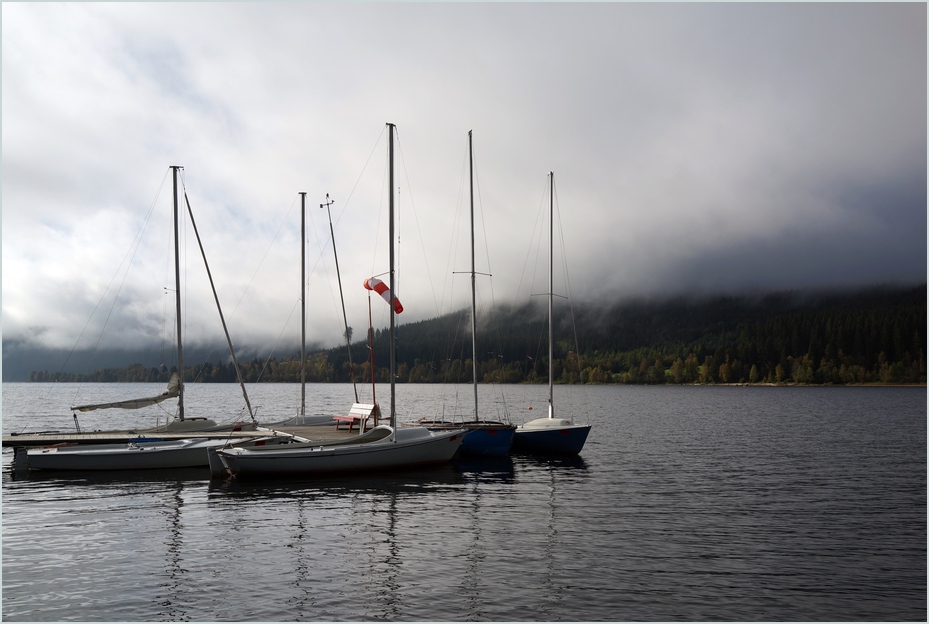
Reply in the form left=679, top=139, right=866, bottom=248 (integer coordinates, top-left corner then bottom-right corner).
left=3, top=3, right=924, bottom=359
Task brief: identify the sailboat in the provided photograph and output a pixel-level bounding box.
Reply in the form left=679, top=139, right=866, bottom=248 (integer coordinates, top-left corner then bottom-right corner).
left=20, top=437, right=235, bottom=471
left=512, top=172, right=591, bottom=455
left=13, top=166, right=277, bottom=472
left=70, top=166, right=261, bottom=434
left=419, top=131, right=516, bottom=457
left=215, top=123, right=466, bottom=477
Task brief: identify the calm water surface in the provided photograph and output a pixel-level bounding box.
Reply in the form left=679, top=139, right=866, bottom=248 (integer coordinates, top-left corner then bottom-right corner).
left=2, top=383, right=925, bottom=621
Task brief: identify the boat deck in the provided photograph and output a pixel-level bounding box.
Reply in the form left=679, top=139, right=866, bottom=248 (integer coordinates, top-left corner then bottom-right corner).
left=2, top=423, right=373, bottom=448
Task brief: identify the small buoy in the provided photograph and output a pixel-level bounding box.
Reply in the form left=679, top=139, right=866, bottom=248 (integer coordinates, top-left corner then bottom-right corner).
left=527, top=406, right=533, bottom=410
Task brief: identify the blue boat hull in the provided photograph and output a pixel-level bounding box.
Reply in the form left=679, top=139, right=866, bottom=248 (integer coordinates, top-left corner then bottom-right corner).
left=460, top=426, right=516, bottom=457
left=512, top=424, right=591, bottom=455
left=419, top=421, right=516, bottom=457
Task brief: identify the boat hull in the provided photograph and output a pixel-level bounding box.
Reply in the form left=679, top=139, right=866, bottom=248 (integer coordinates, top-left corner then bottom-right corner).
left=512, top=422, right=591, bottom=455
left=216, top=427, right=465, bottom=476
left=420, top=421, right=516, bottom=457
left=460, top=425, right=515, bottom=456
left=21, top=438, right=228, bottom=471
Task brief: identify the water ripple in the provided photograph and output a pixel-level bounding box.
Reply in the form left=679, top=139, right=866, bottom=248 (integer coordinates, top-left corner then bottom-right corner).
left=3, top=384, right=925, bottom=621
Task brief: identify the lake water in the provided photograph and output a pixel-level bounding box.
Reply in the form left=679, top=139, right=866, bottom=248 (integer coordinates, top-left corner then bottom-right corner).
left=2, top=383, right=926, bottom=621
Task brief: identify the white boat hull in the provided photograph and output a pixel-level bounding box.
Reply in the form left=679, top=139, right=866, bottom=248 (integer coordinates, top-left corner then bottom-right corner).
left=21, top=438, right=230, bottom=471
left=513, top=417, right=591, bottom=455
left=216, top=426, right=465, bottom=476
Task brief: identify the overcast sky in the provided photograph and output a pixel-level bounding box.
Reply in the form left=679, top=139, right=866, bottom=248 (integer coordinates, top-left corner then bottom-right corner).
left=3, top=2, right=926, bottom=359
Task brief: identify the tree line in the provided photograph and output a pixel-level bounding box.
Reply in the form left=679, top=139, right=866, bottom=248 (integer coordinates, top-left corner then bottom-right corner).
left=29, top=285, right=926, bottom=386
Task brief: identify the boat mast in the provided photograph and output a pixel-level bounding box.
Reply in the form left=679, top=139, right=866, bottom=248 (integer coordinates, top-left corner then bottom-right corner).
left=548, top=171, right=554, bottom=420
left=171, top=165, right=185, bottom=421
left=321, top=193, right=358, bottom=403
left=300, top=192, right=307, bottom=418
left=388, top=122, right=397, bottom=431
left=469, top=131, right=478, bottom=423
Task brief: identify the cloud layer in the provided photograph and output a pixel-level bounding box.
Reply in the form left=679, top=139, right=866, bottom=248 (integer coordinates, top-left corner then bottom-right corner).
left=3, top=3, right=925, bottom=359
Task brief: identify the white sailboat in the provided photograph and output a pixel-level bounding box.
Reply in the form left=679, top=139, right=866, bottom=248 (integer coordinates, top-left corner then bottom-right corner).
left=419, top=130, right=516, bottom=456
left=67, top=166, right=261, bottom=434
left=215, top=123, right=466, bottom=477
left=512, top=172, right=591, bottom=455
left=13, top=166, right=272, bottom=472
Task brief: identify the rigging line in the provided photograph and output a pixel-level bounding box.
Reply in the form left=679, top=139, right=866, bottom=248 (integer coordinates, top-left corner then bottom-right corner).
left=254, top=296, right=301, bottom=385
left=333, top=125, right=386, bottom=230
left=398, top=187, right=401, bottom=301
left=516, top=178, right=557, bottom=391
left=164, top=306, right=179, bottom=377
left=306, top=199, right=344, bottom=341
left=160, top=180, right=175, bottom=372
left=442, top=308, right=470, bottom=399
left=553, top=181, right=590, bottom=420
left=195, top=190, right=323, bottom=382
left=439, top=307, right=462, bottom=385
left=229, top=193, right=300, bottom=319
left=512, top=178, right=549, bottom=305
left=435, top=200, right=460, bottom=327
left=497, top=177, right=546, bottom=398
left=455, top=333, right=469, bottom=404
left=64, top=169, right=169, bottom=403
left=305, top=222, right=344, bottom=301
left=552, top=184, right=576, bottom=315
left=471, top=139, right=495, bottom=294
left=182, top=185, right=255, bottom=420
left=551, top=179, right=572, bottom=329
left=188, top=345, right=221, bottom=384
left=370, top=145, right=389, bottom=279
left=161, top=244, right=170, bottom=370
left=179, top=170, right=189, bottom=374
left=471, top=142, right=510, bottom=415
left=442, top=140, right=468, bottom=316
left=395, top=131, right=441, bottom=317
left=534, top=308, right=547, bottom=375
left=316, top=196, right=362, bottom=357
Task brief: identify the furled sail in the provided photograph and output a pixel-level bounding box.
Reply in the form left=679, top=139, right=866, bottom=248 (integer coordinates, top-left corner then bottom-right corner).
left=71, top=374, right=180, bottom=412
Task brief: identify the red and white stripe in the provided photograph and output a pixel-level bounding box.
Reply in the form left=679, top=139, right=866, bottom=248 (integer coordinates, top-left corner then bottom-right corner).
left=364, top=277, right=403, bottom=314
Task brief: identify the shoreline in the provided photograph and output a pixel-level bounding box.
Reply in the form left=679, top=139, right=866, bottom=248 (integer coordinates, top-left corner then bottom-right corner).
left=7, top=380, right=926, bottom=388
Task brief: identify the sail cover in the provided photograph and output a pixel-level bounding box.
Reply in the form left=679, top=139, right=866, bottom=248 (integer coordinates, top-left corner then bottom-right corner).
left=71, top=374, right=180, bottom=412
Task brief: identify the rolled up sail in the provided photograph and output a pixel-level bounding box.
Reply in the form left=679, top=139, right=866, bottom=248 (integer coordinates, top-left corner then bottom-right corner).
left=71, top=374, right=180, bottom=412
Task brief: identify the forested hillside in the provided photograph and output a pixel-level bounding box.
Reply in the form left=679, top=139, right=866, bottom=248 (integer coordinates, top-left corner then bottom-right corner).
left=29, top=285, right=926, bottom=385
